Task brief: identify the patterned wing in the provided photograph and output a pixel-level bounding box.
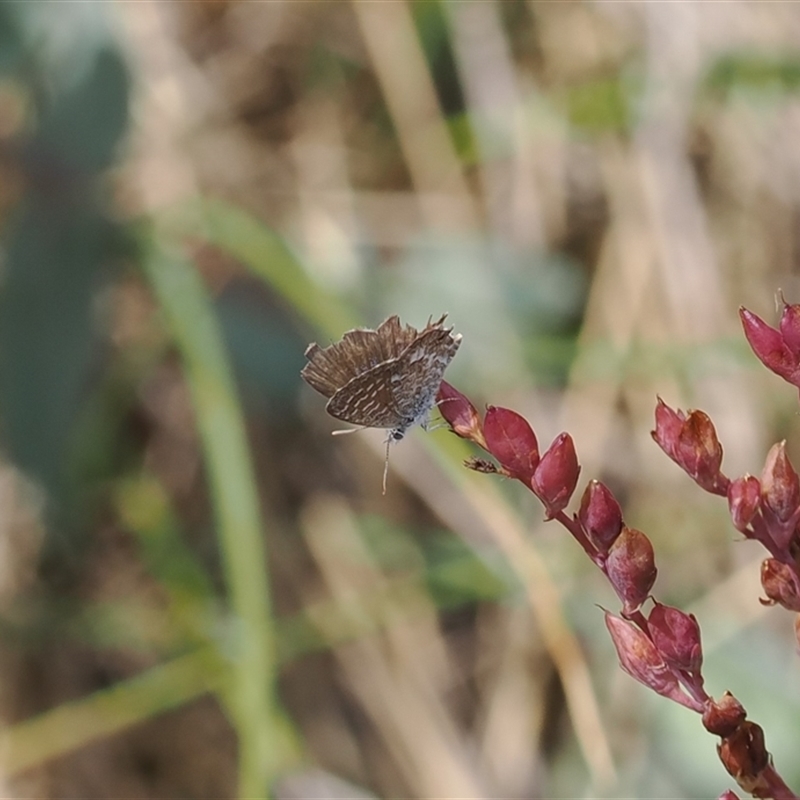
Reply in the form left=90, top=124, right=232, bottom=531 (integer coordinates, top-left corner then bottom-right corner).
left=325, top=360, right=407, bottom=428
left=388, top=325, right=462, bottom=419
left=300, top=315, right=419, bottom=398
left=303, top=314, right=459, bottom=429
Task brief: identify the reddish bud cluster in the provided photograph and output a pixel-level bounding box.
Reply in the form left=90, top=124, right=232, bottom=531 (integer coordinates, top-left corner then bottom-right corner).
left=735, top=302, right=800, bottom=614
left=437, top=382, right=579, bottom=519
left=438, top=382, right=700, bottom=695
left=704, top=695, right=791, bottom=798
left=438, top=381, right=656, bottom=611
left=436, top=369, right=798, bottom=800
left=705, top=704, right=794, bottom=799
left=653, top=396, right=800, bottom=614
left=604, top=602, right=705, bottom=711
left=605, top=609, right=705, bottom=712
left=652, top=399, right=728, bottom=495
left=604, top=611, right=702, bottom=710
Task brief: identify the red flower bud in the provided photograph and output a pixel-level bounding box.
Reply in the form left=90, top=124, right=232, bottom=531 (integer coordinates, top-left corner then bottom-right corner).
left=652, top=397, right=685, bottom=460
left=652, top=400, right=726, bottom=493
left=605, top=612, right=670, bottom=687
left=482, top=406, right=539, bottom=484
left=717, top=792, right=741, bottom=800
left=760, top=558, right=800, bottom=612
left=531, top=433, right=580, bottom=517
left=648, top=602, right=703, bottom=673
left=779, top=301, right=800, bottom=355
left=604, top=612, right=699, bottom=709
left=727, top=475, right=761, bottom=533
left=718, top=721, right=770, bottom=791
left=760, top=441, right=800, bottom=524
left=676, top=410, right=724, bottom=492
left=703, top=692, right=746, bottom=737
left=605, top=527, right=657, bottom=614
left=740, top=306, right=800, bottom=386
left=578, top=481, right=623, bottom=553
left=437, top=382, right=487, bottom=448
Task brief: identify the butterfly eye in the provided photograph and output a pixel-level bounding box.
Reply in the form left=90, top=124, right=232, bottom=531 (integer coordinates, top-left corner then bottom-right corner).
left=392, top=431, right=405, bottom=441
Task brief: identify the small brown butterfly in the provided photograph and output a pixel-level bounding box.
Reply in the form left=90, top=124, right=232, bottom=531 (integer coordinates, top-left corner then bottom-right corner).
left=301, top=314, right=462, bottom=492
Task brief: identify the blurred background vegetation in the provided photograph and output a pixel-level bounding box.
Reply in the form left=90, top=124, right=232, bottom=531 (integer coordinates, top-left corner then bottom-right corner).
left=1, top=1, right=800, bottom=798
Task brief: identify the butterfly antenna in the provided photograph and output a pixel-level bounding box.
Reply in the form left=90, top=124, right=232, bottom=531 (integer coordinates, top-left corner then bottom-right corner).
left=382, top=437, right=391, bottom=495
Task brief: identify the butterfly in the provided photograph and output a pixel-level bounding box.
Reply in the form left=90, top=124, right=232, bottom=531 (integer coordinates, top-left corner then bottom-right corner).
left=301, top=314, right=462, bottom=492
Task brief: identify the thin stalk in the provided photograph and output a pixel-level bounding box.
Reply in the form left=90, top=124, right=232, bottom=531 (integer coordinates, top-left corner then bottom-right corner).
left=142, top=238, right=276, bottom=798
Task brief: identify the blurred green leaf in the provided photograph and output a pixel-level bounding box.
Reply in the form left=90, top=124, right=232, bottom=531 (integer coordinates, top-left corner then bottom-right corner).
left=165, top=198, right=355, bottom=338
left=446, top=111, right=479, bottom=166
left=564, top=75, right=632, bottom=135
left=423, top=531, right=519, bottom=606
left=5, top=646, right=227, bottom=777
left=358, top=516, right=427, bottom=574
left=0, top=202, right=115, bottom=524
left=704, top=51, right=800, bottom=97
left=36, top=47, right=130, bottom=173
left=411, top=0, right=465, bottom=116
left=305, top=44, right=351, bottom=92
left=358, top=515, right=518, bottom=606
left=0, top=5, right=24, bottom=72
left=141, top=237, right=280, bottom=795
left=117, top=474, right=217, bottom=606
left=215, top=283, right=307, bottom=416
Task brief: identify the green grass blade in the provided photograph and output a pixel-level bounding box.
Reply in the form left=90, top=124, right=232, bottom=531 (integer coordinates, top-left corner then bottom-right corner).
left=6, top=647, right=225, bottom=776
left=165, top=197, right=355, bottom=338
left=142, top=238, right=277, bottom=798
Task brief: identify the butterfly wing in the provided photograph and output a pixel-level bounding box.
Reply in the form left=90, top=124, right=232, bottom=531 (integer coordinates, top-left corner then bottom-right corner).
left=305, top=313, right=460, bottom=431
left=301, top=316, right=419, bottom=398
left=388, top=325, right=462, bottom=421
left=325, top=360, right=408, bottom=427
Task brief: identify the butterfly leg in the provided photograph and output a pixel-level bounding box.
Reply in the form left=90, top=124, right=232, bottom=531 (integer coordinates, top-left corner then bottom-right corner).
left=382, top=436, right=392, bottom=495
left=421, top=412, right=447, bottom=433
left=331, top=426, right=368, bottom=436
